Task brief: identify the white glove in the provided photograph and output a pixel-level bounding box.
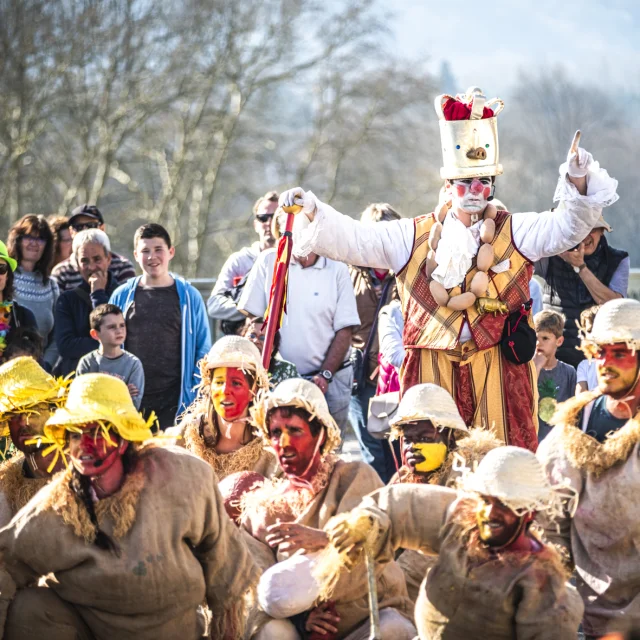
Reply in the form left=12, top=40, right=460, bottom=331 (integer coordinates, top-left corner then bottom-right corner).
left=279, top=187, right=317, bottom=218
left=566, top=147, right=593, bottom=178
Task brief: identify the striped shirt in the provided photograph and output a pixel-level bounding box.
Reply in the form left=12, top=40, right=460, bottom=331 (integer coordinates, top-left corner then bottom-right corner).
left=51, top=252, right=136, bottom=292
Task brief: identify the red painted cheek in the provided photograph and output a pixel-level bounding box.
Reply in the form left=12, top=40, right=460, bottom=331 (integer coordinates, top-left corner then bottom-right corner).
left=483, top=186, right=491, bottom=199
left=456, top=184, right=467, bottom=198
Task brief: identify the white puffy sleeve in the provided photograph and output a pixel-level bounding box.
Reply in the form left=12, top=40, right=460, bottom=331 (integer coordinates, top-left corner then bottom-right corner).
left=293, top=193, right=415, bottom=274
left=512, top=161, right=619, bottom=263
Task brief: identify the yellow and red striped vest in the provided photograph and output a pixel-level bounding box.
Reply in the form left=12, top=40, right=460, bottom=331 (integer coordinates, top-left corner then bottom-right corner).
left=397, top=211, right=533, bottom=351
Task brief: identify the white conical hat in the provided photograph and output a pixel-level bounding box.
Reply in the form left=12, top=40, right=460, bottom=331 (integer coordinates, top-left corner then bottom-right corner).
left=461, top=446, right=576, bottom=517
left=251, top=378, right=341, bottom=455
left=587, top=299, right=640, bottom=350
left=201, top=335, right=269, bottom=390
left=389, top=383, right=468, bottom=437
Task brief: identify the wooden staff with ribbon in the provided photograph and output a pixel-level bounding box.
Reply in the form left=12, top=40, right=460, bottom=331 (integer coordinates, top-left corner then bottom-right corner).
left=261, top=204, right=301, bottom=368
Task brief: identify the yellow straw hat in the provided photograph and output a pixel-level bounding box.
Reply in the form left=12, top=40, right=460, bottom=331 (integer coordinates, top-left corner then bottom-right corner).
left=0, top=357, right=69, bottom=437
left=42, top=374, right=155, bottom=470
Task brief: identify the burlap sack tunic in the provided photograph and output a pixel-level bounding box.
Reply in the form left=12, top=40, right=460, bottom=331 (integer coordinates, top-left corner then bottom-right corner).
left=537, top=396, right=640, bottom=637
left=391, top=429, right=502, bottom=604
left=352, top=484, right=583, bottom=639
left=0, top=454, right=48, bottom=528
left=241, top=459, right=413, bottom=638
left=0, top=446, right=259, bottom=640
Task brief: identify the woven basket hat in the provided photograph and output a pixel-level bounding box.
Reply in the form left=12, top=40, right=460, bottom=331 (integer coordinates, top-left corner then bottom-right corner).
left=44, top=373, right=154, bottom=451
left=251, top=378, right=341, bottom=455
left=0, top=357, right=68, bottom=437
left=587, top=299, right=640, bottom=350
left=389, top=383, right=468, bottom=440
left=461, top=446, right=575, bottom=517
left=201, top=336, right=270, bottom=391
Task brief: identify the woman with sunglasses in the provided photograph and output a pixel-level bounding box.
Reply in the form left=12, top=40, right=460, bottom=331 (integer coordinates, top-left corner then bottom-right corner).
left=243, top=316, right=298, bottom=387
left=6, top=215, right=58, bottom=367
left=0, top=241, right=37, bottom=362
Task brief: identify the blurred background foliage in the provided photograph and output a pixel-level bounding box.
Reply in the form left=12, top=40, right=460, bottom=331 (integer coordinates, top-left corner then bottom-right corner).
left=1, top=0, right=638, bottom=277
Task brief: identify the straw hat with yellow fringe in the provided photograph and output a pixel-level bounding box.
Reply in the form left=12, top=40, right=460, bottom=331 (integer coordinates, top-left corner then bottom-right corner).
left=0, top=356, right=69, bottom=438
left=251, top=378, right=341, bottom=456
left=41, top=373, right=155, bottom=472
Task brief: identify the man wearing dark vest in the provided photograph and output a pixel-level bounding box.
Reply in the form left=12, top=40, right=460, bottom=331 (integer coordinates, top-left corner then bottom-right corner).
left=536, top=214, right=629, bottom=367
left=277, top=87, right=618, bottom=451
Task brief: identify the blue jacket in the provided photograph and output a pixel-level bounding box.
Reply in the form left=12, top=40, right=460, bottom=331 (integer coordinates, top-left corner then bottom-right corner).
left=109, top=275, right=211, bottom=418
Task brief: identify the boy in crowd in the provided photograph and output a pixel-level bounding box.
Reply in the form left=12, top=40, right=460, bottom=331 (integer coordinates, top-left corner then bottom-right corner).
left=110, top=224, right=211, bottom=429
left=533, top=310, right=576, bottom=441
left=76, top=304, right=145, bottom=409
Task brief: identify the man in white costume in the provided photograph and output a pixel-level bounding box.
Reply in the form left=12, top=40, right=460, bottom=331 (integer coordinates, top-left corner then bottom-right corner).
left=279, top=87, right=618, bottom=450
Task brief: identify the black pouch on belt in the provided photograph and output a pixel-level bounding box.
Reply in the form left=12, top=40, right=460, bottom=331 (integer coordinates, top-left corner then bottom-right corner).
left=500, top=299, right=536, bottom=365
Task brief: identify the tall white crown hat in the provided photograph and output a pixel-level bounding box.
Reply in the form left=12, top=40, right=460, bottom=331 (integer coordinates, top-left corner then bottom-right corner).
left=435, top=87, right=504, bottom=180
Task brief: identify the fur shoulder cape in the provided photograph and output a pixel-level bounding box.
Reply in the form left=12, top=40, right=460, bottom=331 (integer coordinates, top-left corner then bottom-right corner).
left=550, top=390, right=640, bottom=477
left=0, top=454, right=48, bottom=515
left=35, top=457, right=146, bottom=543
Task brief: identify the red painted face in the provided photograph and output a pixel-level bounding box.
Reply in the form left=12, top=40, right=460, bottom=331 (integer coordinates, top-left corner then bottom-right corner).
left=268, top=409, right=323, bottom=478
left=595, top=344, right=640, bottom=398
left=68, top=422, right=124, bottom=477
left=211, top=367, right=253, bottom=421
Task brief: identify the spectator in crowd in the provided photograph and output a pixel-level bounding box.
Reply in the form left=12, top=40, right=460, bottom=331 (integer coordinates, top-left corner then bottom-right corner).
left=54, top=229, right=119, bottom=376
left=377, top=298, right=404, bottom=395
left=576, top=305, right=600, bottom=394
left=47, top=215, right=73, bottom=268
left=533, top=310, right=576, bottom=441
left=529, top=276, right=543, bottom=315
left=7, top=214, right=59, bottom=368
left=0, top=240, right=37, bottom=362
left=349, top=203, right=400, bottom=482
left=77, top=303, right=145, bottom=409
left=51, top=204, right=135, bottom=292
left=110, top=223, right=211, bottom=429
left=3, top=327, right=44, bottom=364
left=207, top=191, right=278, bottom=335
left=239, top=231, right=360, bottom=438
left=536, top=213, right=629, bottom=367
left=243, top=316, right=298, bottom=387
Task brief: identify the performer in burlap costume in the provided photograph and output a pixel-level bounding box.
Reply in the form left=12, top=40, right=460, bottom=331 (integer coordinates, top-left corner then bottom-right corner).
left=0, top=356, right=68, bottom=527
left=279, top=87, right=618, bottom=450
left=388, top=383, right=501, bottom=603
left=322, top=447, right=583, bottom=639
left=0, top=373, right=258, bottom=640
left=241, top=378, right=415, bottom=640
left=537, top=298, right=640, bottom=639
left=167, top=335, right=278, bottom=480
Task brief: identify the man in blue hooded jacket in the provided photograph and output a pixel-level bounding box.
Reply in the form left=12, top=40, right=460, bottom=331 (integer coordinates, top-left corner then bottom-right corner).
left=110, top=224, right=211, bottom=429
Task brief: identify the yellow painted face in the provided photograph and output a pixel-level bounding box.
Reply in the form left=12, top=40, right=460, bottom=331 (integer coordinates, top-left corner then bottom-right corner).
left=412, top=442, right=448, bottom=473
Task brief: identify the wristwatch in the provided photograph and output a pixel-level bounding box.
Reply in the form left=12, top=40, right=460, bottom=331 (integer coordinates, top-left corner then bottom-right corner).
left=573, top=264, right=587, bottom=274
left=320, top=370, right=333, bottom=383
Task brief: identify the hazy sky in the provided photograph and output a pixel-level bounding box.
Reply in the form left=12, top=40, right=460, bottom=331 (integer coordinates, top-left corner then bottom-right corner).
left=390, top=0, right=639, bottom=97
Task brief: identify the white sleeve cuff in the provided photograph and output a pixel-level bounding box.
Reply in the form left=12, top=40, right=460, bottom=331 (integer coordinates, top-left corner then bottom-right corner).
left=554, top=161, right=619, bottom=208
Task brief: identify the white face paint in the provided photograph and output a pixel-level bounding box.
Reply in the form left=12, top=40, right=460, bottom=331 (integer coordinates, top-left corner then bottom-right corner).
left=450, top=178, right=493, bottom=215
